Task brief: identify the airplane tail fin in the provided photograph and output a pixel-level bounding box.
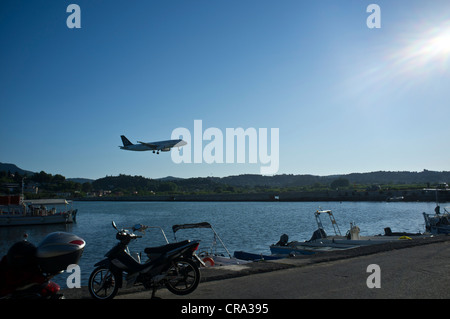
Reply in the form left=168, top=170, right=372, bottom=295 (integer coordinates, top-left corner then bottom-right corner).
left=121, top=135, right=133, bottom=146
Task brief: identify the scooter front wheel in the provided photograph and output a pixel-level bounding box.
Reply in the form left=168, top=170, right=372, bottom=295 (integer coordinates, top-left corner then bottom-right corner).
left=165, top=258, right=200, bottom=295
left=88, top=267, right=119, bottom=300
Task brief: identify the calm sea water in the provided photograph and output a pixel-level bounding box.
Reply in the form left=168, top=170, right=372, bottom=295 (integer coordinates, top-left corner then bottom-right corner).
left=0, top=201, right=438, bottom=287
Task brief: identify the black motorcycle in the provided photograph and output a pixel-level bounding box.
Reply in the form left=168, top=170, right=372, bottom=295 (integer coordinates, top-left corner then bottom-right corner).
left=88, top=221, right=201, bottom=299
left=0, top=232, right=85, bottom=299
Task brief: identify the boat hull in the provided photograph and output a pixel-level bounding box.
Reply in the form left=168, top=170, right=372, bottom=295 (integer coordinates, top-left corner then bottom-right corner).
left=269, top=243, right=348, bottom=256
left=234, top=250, right=284, bottom=261
left=0, top=210, right=77, bottom=226
left=269, top=236, right=414, bottom=256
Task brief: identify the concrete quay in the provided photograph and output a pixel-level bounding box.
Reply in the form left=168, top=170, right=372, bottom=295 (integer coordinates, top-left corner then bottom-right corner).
left=63, top=235, right=450, bottom=299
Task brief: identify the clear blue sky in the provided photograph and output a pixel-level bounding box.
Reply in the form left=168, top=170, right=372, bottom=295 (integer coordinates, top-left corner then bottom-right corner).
left=1, top=0, right=450, bottom=179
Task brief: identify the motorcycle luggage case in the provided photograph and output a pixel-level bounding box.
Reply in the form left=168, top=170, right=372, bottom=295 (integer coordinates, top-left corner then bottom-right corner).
left=36, top=232, right=85, bottom=274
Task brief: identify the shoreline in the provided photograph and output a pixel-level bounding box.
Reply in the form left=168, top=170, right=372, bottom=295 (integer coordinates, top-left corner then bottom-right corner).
left=75, top=189, right=450, bottom=202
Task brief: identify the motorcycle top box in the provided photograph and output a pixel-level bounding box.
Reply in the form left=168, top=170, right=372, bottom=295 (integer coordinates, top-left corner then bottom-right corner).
left=36, top=232, right=85, bottom=274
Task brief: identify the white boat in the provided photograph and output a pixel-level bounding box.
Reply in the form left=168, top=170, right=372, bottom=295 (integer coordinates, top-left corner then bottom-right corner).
left=0, top=196, right=77, bottom=226
left=387, top=196, right=404, bottom=202
left=172, top=222, right=250, bottom=266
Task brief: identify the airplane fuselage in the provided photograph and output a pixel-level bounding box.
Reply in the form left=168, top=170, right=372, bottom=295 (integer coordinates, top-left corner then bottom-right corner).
left=119, top=136, right=187, bottom=153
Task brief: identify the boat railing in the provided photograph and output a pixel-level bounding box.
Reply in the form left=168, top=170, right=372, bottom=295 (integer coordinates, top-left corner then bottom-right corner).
left=145, top=226, right=169, bottom=244
left=129, top=224, right=169, bottom=244
left=172, top=222, right=233, bottom=259
left=314, top=210, right=342, bottom=236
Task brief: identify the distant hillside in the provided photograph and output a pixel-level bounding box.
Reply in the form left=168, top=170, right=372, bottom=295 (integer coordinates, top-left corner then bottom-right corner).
left=342, top=170, right=450, bottom=185
left=213, top=170, right=450, bottom=188
left=67, top=178, right=94, bottom=184
left=0, top=162, right=35, bottom=176
left=2, top=161, right=450, bottom=197
left=156, top=176, right=184, bottom=182
left=215, top=174, right=321, bottom=187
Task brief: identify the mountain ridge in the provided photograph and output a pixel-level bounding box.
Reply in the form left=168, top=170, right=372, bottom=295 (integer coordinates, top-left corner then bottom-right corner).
left=1, top=162, right=449, bottom=188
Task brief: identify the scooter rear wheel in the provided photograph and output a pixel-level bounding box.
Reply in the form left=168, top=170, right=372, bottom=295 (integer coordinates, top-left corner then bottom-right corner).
left=88, top=267, right=119, bottom=300
left=165, top=258, right=200, bottom=295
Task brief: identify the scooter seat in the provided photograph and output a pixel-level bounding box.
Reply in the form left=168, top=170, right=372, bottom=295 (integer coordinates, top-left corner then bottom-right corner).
left=144, top=240, right=190, bottom=255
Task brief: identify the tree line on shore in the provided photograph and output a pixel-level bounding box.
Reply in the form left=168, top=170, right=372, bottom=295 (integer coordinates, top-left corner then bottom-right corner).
left=1, top=166, right=449, bottom=199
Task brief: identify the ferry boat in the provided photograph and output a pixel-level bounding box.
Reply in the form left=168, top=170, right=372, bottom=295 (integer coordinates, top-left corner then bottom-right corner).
left=0, top=195, right=77, bottom=226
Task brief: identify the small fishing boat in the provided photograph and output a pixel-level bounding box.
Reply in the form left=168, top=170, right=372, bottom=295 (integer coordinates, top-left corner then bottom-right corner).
left=422, top=187, right=450, bottom=235
left=172, top=222, right=250, bottom=266
left=423, top=206, right=450, bottom=234
left=387, top=196, right=404, bottom=202
left=0, top=196, right=77, bottom=226
left=270, top=209, right=419, bottom=256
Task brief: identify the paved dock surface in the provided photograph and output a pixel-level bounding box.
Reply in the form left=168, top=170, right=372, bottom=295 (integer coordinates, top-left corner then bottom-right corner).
left=63, top=236, right=450, bottom=299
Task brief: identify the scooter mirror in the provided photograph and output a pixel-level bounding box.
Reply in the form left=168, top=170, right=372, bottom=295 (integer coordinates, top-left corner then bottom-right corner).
left=112, top=221, right=118, bottom=230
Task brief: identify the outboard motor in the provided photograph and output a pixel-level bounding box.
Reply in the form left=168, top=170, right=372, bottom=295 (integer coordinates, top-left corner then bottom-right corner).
left=348, top=223, right=360, bottom=240
left=309, top=228, right=327, bottom=241
left=276, top=234, right=289, bottom=246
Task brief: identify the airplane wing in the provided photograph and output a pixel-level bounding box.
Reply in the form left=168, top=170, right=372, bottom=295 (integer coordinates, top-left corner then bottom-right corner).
left=136, top=139, right=186, bottom=152
left=157, top=140, right=184, bottom=149
left=137, top=141, right=158, bottom=150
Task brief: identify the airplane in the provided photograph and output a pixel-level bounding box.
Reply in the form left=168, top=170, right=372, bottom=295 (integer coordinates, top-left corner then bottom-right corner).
left=119, top=135, right=187, bottom=154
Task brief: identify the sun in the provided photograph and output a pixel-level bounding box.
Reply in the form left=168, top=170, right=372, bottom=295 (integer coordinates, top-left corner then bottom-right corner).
left=340, top=20, right=450, bottom=103
left=428, top=30, right=450, bottom=55
left=391, top=21, right=450, bottom=75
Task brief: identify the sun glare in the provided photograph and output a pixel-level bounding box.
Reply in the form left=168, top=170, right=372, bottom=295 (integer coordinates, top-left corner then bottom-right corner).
left=341, top=20, right=450, bottom=104
left=429, top=31, right=450, bottom=55
left=396, top=22, right=450, bottom=72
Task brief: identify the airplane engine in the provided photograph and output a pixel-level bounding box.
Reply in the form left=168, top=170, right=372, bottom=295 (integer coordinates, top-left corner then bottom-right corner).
left=161, top=148, right=171, bottom=152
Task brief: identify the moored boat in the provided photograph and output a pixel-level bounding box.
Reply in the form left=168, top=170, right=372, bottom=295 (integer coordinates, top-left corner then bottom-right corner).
left=0, top=196, right=77, bottom=226
left=423, top=206, right=450, bottom=234
left=172, top=222, right=250, bottom=266
left=422, top=187, right=450, bottom=234
left=270, top=209, right=425, bottom=256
